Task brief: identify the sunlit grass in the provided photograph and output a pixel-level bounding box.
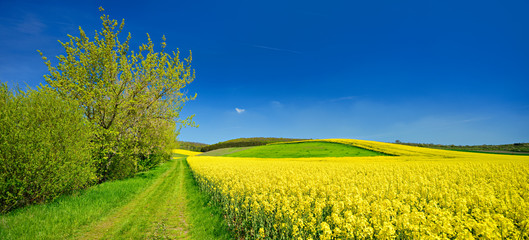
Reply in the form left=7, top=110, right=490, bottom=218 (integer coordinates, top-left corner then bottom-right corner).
left=182, top=159, right=233, bottom=239
left=0, top=160, right=171, bottom=239
left=224, top=141, right=388, bottom=158
left=0, top=156, right=232, bottom=239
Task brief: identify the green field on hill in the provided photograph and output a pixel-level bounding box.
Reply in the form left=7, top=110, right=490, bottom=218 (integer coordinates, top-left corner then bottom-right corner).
left=223, top=141, right=388, bottom=158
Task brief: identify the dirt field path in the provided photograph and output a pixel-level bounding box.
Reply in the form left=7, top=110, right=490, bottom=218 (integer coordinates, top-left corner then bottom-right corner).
left=79, top=158, right=190, bottom=239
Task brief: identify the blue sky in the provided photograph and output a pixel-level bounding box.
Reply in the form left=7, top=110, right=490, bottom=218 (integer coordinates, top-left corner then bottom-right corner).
left=1, top=0, right=528, bottom=145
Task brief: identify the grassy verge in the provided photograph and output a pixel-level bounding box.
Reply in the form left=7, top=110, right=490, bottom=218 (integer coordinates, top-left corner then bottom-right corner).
left=0, top=159, right=172, bottom=239
left=224, top=141, right=388, bottom=158
left=182, top=158, right=232, bottom=239
left=0, top=155, right=232, bottom=239
left=78, top=156, right=187, bottom=239
left=78, top=156, right=232, bottom=239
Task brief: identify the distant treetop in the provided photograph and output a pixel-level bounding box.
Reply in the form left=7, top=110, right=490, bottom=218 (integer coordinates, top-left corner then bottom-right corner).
left=200, top=137, right=308, bottom=152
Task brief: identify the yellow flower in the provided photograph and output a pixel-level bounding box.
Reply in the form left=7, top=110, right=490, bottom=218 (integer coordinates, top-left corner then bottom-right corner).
left=187, top=139, right=529, bottom=239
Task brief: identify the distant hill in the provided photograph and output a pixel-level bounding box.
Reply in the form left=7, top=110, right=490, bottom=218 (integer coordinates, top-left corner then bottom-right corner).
left=179, top=138, right=529, bottom=155
left=200, top=137, right=308, bottom=152
left=176, top=141, right=208, bottom=152
left=396, top=142, right=529, bottom=155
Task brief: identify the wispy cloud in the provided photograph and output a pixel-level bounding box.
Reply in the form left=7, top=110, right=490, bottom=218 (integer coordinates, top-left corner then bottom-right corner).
left=0, top=13, right=48, bottom=35
left=329, top=96, right=357, bottom=102
left=319, top=96, right=358, bottom=104
left=250, top=44, right=301, bottom=54
left=271, top=101, right=282, bottom=107
left=458, top=116, right=492, bottom=124
left=235, top=108, right=246, bottom=114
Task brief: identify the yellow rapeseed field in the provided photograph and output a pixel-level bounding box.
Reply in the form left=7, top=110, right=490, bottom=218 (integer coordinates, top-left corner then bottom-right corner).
left=187, top=139, right=529, bottom=239
left=172, top=149, right=201, bottom=157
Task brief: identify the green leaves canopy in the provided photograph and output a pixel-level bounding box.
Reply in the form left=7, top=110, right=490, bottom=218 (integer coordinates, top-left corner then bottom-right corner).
left=39, top=8, right=196, bottom=180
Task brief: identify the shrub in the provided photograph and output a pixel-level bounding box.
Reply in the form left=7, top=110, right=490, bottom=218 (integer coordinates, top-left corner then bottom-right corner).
left=0, top=83, right=95, bottom=213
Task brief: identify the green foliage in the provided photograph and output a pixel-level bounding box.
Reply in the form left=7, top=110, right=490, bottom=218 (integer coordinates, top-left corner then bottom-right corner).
left=176, top=141, right=208, bottom=151
left=0, top=83, right=95, bottom=213
left=201, top=137, right=306, bottom=152
left=224, top=141, right=388, bottom=158
left=138, top=151, right=171, bottom=171
left=38, top=7, right=195, bottom=181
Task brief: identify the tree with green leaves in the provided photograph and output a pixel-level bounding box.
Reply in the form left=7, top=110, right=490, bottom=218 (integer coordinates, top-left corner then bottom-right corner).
left=38, top=7, right=196, bottom=181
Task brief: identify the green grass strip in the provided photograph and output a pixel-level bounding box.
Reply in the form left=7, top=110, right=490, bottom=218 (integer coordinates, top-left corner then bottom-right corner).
left=0, top=159, right=171, bottom=239
left=0, top=156, right=232, bottom=240
left=182, top=158, right=232, bottom=239
left=198, top=146, right=255, bottom=156
left=225, top=141, right=388, bottom=158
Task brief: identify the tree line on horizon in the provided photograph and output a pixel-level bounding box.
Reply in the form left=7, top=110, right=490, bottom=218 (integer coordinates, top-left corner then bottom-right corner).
left=396, top=141, right=529, bottom=153
left=0, top=8, right=195, bottom=213
left=179, top=137, right=309, bottom=152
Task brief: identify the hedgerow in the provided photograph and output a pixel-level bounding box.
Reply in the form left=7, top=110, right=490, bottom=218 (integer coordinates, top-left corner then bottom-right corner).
left=0, top=84, right=95, bottom=213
